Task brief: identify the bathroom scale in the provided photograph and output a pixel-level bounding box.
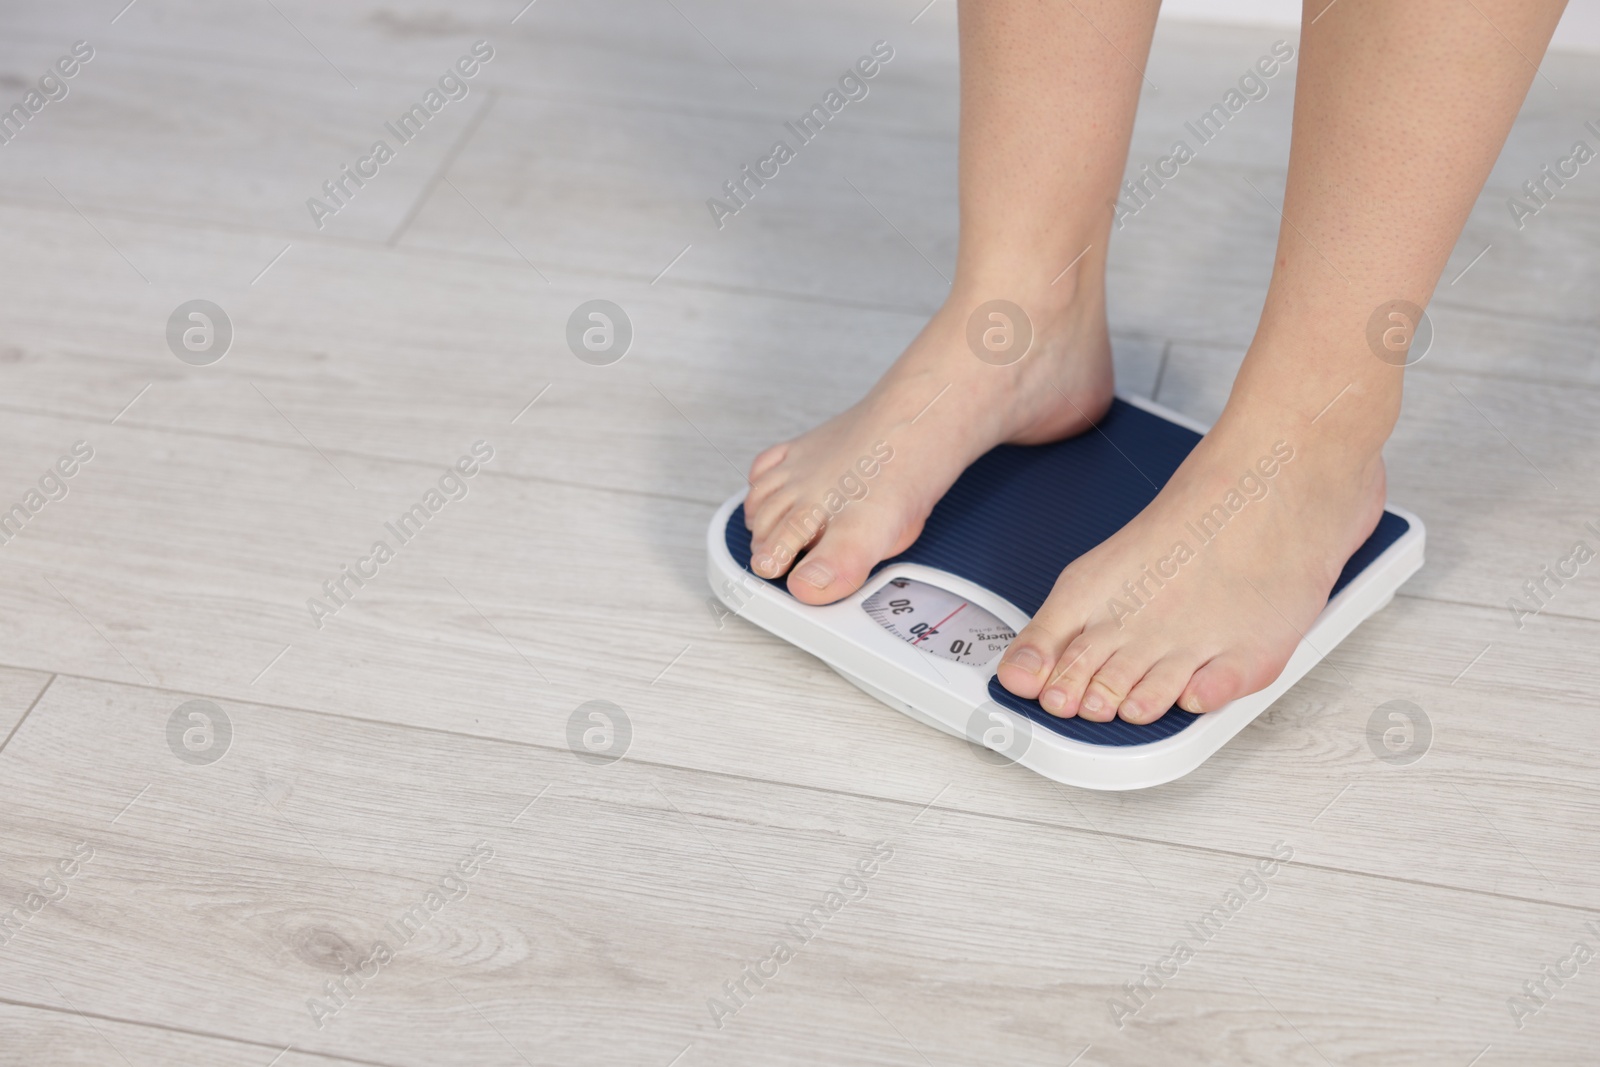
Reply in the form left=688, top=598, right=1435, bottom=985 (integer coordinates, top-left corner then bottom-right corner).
left=706, top=394, right=1424, bottom=790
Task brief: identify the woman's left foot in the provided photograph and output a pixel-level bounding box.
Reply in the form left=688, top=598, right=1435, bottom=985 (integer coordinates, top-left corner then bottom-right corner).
left=994, top=387, right=1389, bottom=724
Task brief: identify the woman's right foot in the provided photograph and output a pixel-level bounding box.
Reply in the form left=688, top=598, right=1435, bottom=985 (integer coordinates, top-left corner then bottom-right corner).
left=744, top=279, right=1115, bottom=605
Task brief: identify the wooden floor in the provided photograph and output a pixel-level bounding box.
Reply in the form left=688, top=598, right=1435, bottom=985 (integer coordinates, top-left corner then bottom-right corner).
left=1, top=3, right=1597, bottom=1064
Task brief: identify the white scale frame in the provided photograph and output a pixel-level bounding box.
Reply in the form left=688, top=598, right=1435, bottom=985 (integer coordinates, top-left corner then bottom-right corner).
left=706, top=394, right=1425, bottom=790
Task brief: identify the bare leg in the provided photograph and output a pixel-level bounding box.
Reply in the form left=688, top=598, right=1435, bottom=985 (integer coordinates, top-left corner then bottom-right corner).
left=743, top=0, right=1162, bottom=603
left=997, top=0, right=1569, bottom=722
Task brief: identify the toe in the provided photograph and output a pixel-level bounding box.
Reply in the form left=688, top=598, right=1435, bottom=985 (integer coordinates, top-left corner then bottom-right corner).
left=1035, top=634, right=1105, bottom=717
left=743, top=471, right=791, bottom=528
left=748, top=442, right=790, bottom=483
left=746, top=484, right=797, bottom=544
left=997, top=559, right=1111, bottom=702
left=1080, top=648, right=1155, bottom=723
left=996, top=622, right=1082, bottom=702
left=751, top=500, right=827, bottom=578
left=751, top=542, right=794, bottom=579
left=785, top=507, right=921, bottom=605
left=1119, top=655, right=1200, bottom=724
left=1178, top=653, right=1257, bottom=715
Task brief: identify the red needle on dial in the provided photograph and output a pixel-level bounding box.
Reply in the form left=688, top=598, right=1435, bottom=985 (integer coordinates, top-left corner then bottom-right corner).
left=912, top=602, right=966, bottom=646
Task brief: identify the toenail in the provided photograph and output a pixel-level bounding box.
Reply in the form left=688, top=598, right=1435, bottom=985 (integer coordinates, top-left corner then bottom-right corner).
left=794, top=560, right=834, bottom=588
left=1005, top=647, right=1043, bottom=674
left=1183, top=695, right=1202, bottom=714
left=1082, top=692, right=1103, bottom=714
left=1121, top=703, right=1143, bottom=723
left=1040, top=689, right=1065, bottom=713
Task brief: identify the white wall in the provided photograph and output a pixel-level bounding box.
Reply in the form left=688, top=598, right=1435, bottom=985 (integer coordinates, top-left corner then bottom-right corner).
left=1161, top=0, right=1600, bottom=54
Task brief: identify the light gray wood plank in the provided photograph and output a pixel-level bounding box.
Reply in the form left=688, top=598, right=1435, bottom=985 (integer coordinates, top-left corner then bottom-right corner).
left=0, top=42, right=490, bottom=244
left=393, top=88, right=962, bottom=310
left=0, top=673, right=1595, bottom=1066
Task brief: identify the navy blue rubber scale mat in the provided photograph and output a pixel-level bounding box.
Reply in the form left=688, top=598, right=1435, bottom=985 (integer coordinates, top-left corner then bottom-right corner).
left=724, top=398, right=1410, bottom=747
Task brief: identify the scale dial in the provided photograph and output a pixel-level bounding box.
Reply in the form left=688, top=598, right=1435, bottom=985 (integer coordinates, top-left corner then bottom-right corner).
left=862, top=577, right=1016, bottom=667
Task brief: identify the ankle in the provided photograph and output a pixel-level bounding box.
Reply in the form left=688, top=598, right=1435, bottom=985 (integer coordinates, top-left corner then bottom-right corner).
left=943, top=262, right=1106, bottom=347
left=1225, top=327, right=1403, bottom=454
left=1209, top=390, right=1393, bottom=498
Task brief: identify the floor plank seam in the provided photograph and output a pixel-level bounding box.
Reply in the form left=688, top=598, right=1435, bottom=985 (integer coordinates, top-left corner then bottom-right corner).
left=1150, top=339, right=1174, bottom=400
left=1167, top=335, right=1600, bottom=393
left=1392, top=590, right=1600, bottom=629
left=386, top=87, right=502, bottom=248
left=0, top=673, right=55, bottom=758
left=0, top=994, right=407, bottom=1067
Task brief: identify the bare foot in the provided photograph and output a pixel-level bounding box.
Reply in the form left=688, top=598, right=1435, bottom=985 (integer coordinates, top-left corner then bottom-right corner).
left=745, top=284, right=1113, bottom=604
left=993, top=393, right=1388, bottom=724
